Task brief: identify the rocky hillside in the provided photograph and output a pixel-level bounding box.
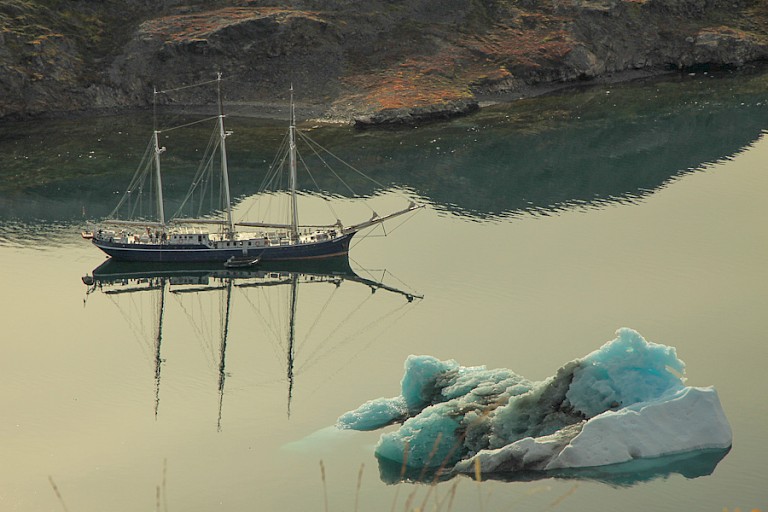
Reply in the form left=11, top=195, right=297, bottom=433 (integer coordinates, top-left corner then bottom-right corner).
left=1, top=0, right=767, bottom=125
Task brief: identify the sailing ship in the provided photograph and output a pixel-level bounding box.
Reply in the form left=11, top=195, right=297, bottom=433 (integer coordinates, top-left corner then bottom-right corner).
left=90, top=74, right=421, bottom=263
left=82, top=258, right=422, bottom=426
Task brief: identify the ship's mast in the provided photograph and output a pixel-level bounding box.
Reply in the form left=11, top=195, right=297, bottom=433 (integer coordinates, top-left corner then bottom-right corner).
left=217, top=278, right=233, bottom=431
left=286, top=272, right=298, bottom=417
left=217, top=73, right=235, bottom=237
left=152, top=88, right=166, bottom=227
left=288, top=85, right=299, bottom=240
left=154, top=277, right=166, bottom=418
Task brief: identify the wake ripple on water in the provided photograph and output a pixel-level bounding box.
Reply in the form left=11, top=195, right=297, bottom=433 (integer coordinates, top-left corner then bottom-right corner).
left=0, top=220, right=84, bottom=248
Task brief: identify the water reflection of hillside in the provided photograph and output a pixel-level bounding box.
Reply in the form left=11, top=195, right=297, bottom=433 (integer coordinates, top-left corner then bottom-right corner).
left=82, top=258, right=421, bottom=429
left=1, top=68, right=766, bottom=227
left=360, top=72, right=768, bottom=219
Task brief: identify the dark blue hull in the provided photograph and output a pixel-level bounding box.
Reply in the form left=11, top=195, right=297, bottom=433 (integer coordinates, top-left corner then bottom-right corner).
left=92, top=233, right=355, bottom=263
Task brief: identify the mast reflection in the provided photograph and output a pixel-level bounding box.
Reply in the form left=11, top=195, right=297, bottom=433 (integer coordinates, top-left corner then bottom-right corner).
left=82, top=257, right=422, bottom=428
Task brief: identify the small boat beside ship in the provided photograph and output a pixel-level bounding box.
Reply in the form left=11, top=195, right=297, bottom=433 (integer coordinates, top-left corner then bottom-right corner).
left=90, top=75, right=421, bottom=263
left=224, top=255, right=261, bottom=268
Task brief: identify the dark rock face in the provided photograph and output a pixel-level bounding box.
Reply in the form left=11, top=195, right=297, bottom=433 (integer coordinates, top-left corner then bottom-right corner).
left=1, top=0, right=766, bottom=125
left=110, top=8, right=346, bottom=105
left=559, top=0, right=768, bottom=77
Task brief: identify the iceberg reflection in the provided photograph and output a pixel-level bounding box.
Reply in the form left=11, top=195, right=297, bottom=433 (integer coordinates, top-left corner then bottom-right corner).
left=377, top=446, right=731, bottom=486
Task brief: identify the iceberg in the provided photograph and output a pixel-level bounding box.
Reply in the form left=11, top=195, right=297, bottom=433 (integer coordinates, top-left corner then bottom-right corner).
left=337, top=328, right=732, bottom=482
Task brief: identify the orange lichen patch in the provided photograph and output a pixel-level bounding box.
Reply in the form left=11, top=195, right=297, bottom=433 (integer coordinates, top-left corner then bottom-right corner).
left=28, top=32, right=65, bottom=44
left=697, top=25, right=750, bottom=37
left=461, top=23, right=574, bottom=71
left=733, top=1, right=768, bottom=42
left=480, top=66, right=513, bottom=81
left=696, top=24, right=768, bottom=45
left=345, top=70, right=471, bottom=110
left=338, top=14, right=577, bottom=115
left=25, top=33, right=67, bottom=57
left=142, top=6, right=325, bottom=43
left=343, top=45, right=488, bottom=110
left=517, top=11, right=561, bottom=27
left=341, top=20, right=578, bottom=112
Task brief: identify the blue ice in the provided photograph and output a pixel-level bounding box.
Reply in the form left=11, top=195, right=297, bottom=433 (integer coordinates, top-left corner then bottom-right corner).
left=337, top=328, right=732, bottom=478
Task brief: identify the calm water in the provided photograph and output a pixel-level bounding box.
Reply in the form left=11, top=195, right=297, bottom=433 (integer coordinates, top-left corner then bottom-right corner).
left=1, top=68, right=767, bottom=512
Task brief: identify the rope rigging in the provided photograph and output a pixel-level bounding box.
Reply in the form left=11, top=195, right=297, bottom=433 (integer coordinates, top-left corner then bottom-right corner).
left=295, top=279, right=341, bottom=354
left=296, top=130, right=381, bottom=217
left=238, top=124, right=397, bottom=227
left=109, top=137, right=155, bottom=220
left=295, top=147, right=342, bottom=224
left=172, top=286, right=220, bottom=371
left=349, top=202, right=421, bottom=250
left=157, top=115, right=220, bottom=134
left=297, top=129, right=389, bottom=189
left=105, top=73, right=422, bottom=240
left=172, top=124, right=221, bottom=219
left=156, top=77, right=222, bottom=96
left=297, top=297, right=420, bottom=376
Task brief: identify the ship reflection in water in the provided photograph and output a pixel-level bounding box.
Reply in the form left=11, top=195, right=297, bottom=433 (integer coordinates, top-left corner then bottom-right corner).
left=82, top=257, right=422, bottom=429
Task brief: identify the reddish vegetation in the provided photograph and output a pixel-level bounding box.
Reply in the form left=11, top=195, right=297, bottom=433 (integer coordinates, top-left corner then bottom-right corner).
left=697, top=26, right=751, bottom=39
left=463, top=24, right=574, bottom=71
left=343, top=47, right=477, bottom=110
left=142, top=6, right=325, bottom=42
left=342, top=14, right=574, bottom=112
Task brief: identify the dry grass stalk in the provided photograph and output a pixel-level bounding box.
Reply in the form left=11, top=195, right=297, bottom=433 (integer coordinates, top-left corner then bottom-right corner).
left=418, top=482, right=436, bottom=511
left=161, top=458, right=168, bottom=512
left=48, top=476, right=70, bottom=512
left=434, top=480, right=460, bottom=512
left=419, top=432, right=444, bottom=480
left=320, top=460, right=329, bottom=512
left=354, top=463, right=365, bottom=512
left=474, top=457, right=484, bottom=512
left=547, top=483, right=578, bottom=510
left=402, top=433, right=445, bottom=510
left=403, top=488, right=417, bottom=512
left=389, top=440, right=410, bottom=512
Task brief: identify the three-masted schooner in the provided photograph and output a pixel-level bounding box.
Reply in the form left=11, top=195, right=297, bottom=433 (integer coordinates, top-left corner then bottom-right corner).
left=91, top=75, right=421, bottom=263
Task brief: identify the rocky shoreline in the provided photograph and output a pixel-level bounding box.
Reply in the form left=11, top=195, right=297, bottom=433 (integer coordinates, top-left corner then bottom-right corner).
left=3, top=64, right=758, bottom=131
left=14, top=66, right=669, bottom=126
left=351, top=67, right=672, bottom=128
left=2, top=0, right=767, bottom=127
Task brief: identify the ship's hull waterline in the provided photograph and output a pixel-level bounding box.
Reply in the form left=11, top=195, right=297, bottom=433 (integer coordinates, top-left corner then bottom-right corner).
left=92, top=232, right=355, bottom=263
